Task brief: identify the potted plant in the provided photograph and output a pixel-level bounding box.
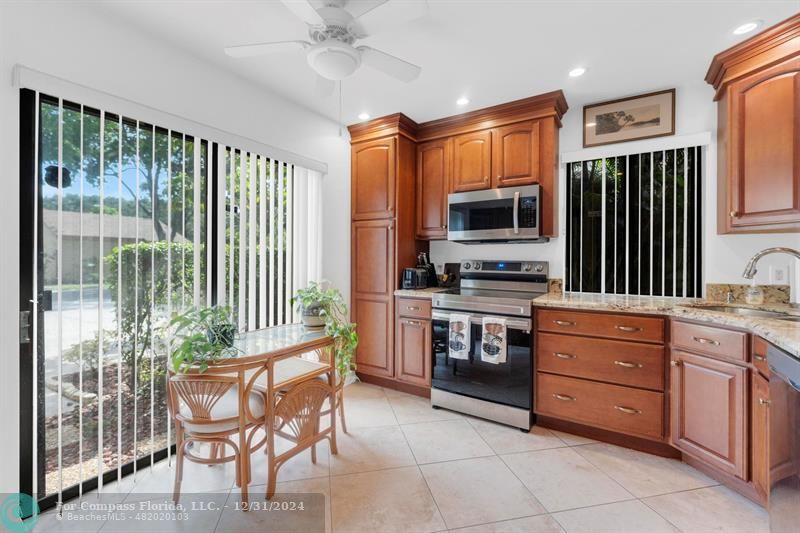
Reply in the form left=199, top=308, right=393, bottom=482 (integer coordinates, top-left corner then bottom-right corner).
left=168, top=305, right=239, bottom=373
left=292, top=282, right=358, bottom=379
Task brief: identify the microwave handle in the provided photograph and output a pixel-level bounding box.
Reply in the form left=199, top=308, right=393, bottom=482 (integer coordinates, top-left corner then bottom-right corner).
left=513, top=191, right=520, bottom=234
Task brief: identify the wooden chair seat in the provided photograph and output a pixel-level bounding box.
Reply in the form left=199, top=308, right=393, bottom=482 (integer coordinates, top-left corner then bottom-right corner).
left=178, top=386, right=265, bottom=433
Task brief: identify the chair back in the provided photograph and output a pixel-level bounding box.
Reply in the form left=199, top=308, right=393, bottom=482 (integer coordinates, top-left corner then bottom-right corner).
left=274, top=379, right=330, bottom=443
left=168, top=373, right=239, bottom=426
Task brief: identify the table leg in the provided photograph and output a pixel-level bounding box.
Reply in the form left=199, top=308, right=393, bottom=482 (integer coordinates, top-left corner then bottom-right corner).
left=328, top=345, right=338, bottom=455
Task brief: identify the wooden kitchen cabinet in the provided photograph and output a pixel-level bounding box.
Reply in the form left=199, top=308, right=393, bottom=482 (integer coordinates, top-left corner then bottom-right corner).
left=491, top=120, right=541, bottom=188
left=452, top=130, right=492, bottom=192
left=351, top=136, right=396, bottom=220
left=706, top=14, right=800, bottom=233
left=416, top=139, right=451, bottom=239
left=395, top=315, right=432, bottom=387
left=751, top=370, right=770, bottom=501
left=670, top=349, right=749, bottom=480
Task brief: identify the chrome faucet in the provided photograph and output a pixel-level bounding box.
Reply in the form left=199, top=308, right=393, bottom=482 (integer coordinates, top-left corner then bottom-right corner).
left=742, top=247, right=800, bottom=279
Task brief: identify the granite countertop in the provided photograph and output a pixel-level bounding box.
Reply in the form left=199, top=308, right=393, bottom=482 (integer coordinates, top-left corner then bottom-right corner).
left=394, top=287, right=450, bottom=299
left=533, top=292, right=800, bottom=359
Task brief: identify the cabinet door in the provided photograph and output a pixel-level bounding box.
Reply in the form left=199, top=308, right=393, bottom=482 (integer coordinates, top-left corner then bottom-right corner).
left=395, top=317, right=432, bottom=387
left=352, top=137, right=396, bottom=220
left=352, top=219, right=395, bottom=377
left=416, top=139, right=451, bottom=239
left=452, top=130, right=491, bottom=192
left=726, top=56, right=800, bottom=231
left=670, top=350, right=748, bottom=479
left=751, top=371, right=770, bottom=502
left=492, top=120, right=540, bottom=188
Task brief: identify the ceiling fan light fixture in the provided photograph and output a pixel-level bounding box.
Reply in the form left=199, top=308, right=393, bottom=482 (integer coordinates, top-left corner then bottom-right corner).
left=307, top=39, right=361, bottom=80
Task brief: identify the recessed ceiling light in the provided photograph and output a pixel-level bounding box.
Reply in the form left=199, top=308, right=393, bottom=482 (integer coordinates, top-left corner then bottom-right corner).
left=357, top=112, right=370, bottom=121
left=733, top=21, right=760, bottom=35
left=456, top=97, right=469, bottom=106
left=569, top=67, right=586, bottom=77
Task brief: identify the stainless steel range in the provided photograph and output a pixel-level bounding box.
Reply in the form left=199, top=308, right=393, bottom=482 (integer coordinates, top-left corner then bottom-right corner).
left=430, top=260, right=548, bottom=429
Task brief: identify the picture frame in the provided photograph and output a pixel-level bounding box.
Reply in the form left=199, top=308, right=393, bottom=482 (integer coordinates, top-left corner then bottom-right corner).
left=583, top=89, right=675, bottom=148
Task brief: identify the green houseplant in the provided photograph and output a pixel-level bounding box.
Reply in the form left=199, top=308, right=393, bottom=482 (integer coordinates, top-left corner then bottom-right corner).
left=292, top=282, right=358, bottom=378
left=168, top=305, right=239, bottom=373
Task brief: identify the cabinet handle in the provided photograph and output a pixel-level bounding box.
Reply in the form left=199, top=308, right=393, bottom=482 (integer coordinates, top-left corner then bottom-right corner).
left=553, top=393, right=576, bottom=402
left=614, top=360, right=642, bottom=369
left=614, top=405, right=641, bottom=415
left=553, top=320, right=576, bottom=327
left=670, top=360, right=681, bottom=367
left=407, top=306, right=420, bottom=311
left=406, top=319, right=420, bottom=326
left=754, top=354, right=766, bottom=362
left=554, top=352, right=576, bottom=360
left=615, top=325, right=642, bottom=333
left=692, top=336, right=720, bottom=346
left=759, top=398, right=771, bottom=406
left=730, top=210, right=739, bottom=218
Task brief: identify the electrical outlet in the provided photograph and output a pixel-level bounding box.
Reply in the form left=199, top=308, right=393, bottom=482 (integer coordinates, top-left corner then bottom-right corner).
left=770, top=264, right=790, bottom=284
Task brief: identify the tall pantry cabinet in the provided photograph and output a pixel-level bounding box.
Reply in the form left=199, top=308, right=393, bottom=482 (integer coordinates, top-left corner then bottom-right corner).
left=349, top=115, right=420, bottom=379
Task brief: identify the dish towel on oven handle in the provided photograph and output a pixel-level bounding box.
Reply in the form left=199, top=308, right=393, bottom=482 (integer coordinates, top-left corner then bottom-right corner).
left=448, top=314, right=471, bottom=360
left=481, top=316, right=507, bottom=364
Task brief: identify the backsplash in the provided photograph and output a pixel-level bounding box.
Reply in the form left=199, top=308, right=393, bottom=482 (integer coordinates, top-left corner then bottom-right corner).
left=706, top=283, right=790, bottom=305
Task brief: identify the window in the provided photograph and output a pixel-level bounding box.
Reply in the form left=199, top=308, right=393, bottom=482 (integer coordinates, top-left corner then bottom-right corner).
left=564, top=147, right=702, bottom=297
left=21, top=89, right=322, bottom=507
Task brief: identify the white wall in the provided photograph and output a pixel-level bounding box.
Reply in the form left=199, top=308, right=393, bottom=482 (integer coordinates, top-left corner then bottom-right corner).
left=0, top=1, right=350, bottom=493
left=430, top=81, right=800, bottom=300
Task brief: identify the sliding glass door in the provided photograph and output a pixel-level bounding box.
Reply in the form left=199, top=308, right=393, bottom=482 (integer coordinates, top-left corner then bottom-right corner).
left=19, top=88, right=323, bottom=511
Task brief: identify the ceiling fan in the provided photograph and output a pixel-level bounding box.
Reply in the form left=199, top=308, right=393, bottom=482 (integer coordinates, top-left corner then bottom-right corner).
left=225, top=0, right=426, bottom=94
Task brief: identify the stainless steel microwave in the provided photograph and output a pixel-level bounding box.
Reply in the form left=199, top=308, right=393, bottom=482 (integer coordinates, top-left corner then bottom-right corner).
left=447, top=185, right=540, bottom=242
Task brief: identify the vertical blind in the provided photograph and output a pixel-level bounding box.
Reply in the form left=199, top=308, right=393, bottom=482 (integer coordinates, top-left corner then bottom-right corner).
left=30, top=91, right=322, bottom=506
left=565, top=146, right=702, bottom=297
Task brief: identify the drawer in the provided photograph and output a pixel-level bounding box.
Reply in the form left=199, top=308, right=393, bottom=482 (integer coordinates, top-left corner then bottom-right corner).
left=396, top=297, right=432, bottom=319
left=537, top=333, right=665, bottom=391
left=671, top=321, right=747, bottom=362
left=751, top=336, right=769, bottom=377
left=537, top=309, right=664, bottom=343
left=536, top=372, right=665, bottom=440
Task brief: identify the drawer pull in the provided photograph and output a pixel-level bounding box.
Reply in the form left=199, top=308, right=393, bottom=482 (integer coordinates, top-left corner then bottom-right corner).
left=614, top=405, right=641, bottom=415
left=614, top=360, right=642, bottom=369
left=759, top=398, right=771, bottom=406
left=407, top=306, right=420, bottom=311
left=615, top=325, right=642, bottom=333
left=553, top=393, right=576, bottom=402
left=406, top=319, right=421, bottom=326
left=553, top=320, right=576, bottom=327
left=754, top=354, right=766, bottom=362
left=554, top=352, right=576, bottom=360
left=692, top=336, right=720, bottom=346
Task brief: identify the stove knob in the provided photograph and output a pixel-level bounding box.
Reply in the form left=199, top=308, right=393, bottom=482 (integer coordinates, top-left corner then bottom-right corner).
left=523, top=263, right=532, bottom=272
left=462, top=262, right=471, bottom=270
left=534, top=264, right=544, bottom=272
left=473, top=261, right=482, bottom=270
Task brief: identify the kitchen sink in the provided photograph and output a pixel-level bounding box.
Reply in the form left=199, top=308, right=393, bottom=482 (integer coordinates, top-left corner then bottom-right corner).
left=688, top=304, right=800, bottom=322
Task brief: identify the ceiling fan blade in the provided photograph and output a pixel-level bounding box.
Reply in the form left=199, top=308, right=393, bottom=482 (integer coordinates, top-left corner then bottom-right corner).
left=279, top=0, right=324, bottom=25
left=314, top=75, right=336, bottom=97
left=224, top=40, right=310, bottom=58
left=344, top=0, right=389, bottom=19
left=357, top=46, right=421, bottom=82
left=349, top=0, right=428, bottom=37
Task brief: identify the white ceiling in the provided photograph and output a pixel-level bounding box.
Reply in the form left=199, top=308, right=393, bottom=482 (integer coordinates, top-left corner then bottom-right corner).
left=95, top=0, right=798, bottom=125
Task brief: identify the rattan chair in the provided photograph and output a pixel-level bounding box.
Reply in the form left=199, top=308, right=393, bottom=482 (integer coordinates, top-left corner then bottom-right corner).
left=167, top=372, right=267, bottom=505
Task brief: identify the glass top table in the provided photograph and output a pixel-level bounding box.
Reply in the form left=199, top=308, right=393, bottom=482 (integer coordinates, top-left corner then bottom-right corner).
left=217, top=323, right=332, bottom=365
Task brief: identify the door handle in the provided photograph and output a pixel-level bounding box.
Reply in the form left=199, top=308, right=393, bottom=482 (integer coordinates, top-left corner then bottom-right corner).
left=512, top=191, right=520, bottom=234
left=754, top=354, right=766, bottom=362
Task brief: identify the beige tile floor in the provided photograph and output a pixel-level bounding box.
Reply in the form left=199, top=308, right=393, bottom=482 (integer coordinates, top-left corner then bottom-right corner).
left=33, top=381, right=769, bottom=533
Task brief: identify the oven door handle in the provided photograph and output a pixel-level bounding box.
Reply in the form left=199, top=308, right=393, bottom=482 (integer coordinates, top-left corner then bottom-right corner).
left=513, top=191, right=520, bottom=234
left=432, top=310, right=532, bottom=331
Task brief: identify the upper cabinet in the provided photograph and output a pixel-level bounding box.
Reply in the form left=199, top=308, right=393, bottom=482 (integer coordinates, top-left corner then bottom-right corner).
left=452, top=130, right=492, bottom=192
left=416, top=139, right=451, bottom=239
left=492, top=120, right=541, bottom=188
left=351, top=137, right=396, bottom=220
left=706, top=14, right=800, bottom=233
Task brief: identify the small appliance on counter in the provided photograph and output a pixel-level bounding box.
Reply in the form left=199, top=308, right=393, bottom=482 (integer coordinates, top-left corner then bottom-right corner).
left=416, top=252, right=438, bottom=288
left=402, top=267, right=428, bottom=289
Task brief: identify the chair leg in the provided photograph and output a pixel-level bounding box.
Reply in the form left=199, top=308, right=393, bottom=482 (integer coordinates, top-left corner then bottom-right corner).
left=173, top=428, right=184, bottom=503
left=338, top=389, right=348, bottom=434
left=266, top=461, right=278, bottom=500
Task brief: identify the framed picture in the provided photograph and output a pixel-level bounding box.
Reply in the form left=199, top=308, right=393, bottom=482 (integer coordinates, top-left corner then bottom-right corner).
left=583, top=89, right=675, bottom=148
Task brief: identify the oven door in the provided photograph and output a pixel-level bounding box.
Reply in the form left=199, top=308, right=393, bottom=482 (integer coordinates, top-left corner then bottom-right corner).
left=431, top=310, right=532, bottom=409
left=447, top=185, right=539, bottom=242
